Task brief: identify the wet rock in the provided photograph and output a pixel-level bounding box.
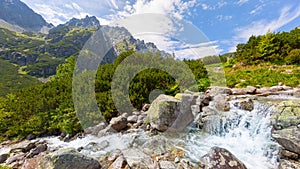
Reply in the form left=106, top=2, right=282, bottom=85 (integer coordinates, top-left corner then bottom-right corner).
left=26, top=134, right=36, bottom=140
left=278, top=159, right=300, bottom=169
left=279, top=148, right=299, bottom=160
left=0, top=153, right=9, bottom=163
left=196, top=93, right=211, bottom=106
left=110, top=114, right=128, bottom=132
left=38, top=149, right=101, bottom=169
left=6, top=153, right=25, bottom=165
left=199, top=147, right=247, bottom=169
left=85, top=122, right=107, bottom=135
left=142, top=136, right=168, bottom=156
left=82, top=141, right=109, bottom=152
left=26, top=144, right=47, bottom=158
left=191, top=105, right=200, bottom=117
left=213, top=94, right=230, bottom=111
left=234, top=98, right=254, bottom=111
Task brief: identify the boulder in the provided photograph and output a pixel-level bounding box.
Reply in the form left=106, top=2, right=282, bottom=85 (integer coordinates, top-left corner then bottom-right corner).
left=196, top=94, right=211, bottom=106
left=213, top=94, right=230, bottom=111
left=271, top=99, right=300, bottom=129
left=38, top=149, right=101, bottom=169
left=122, top=148, right=159, bottom=169
left=0, top=153, right=9, bottom=163
left=26, top=144, right=47, bottom=158
left=232, top=88, right=247, bottom=95
left=234, top=98, right=254, bottom=111
left=278, top=159, right=300, bottom=169
left=142, top=104, right=151, bottom=112
left=147, top=94, right=181, bottom=131
left=272, top=127, right=300, bottom=155
left=110, top=114, right=128, bottom=132
left=207, top=86, right=232, bottom=97
left=199, top=147, right=247, bottom=169
left=108, top=155, right=129, bottom=169
left=159, top=161, right=175, bottom=169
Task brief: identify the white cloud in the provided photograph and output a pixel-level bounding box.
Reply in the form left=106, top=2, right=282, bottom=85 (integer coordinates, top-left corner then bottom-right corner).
left=230, top=4, right=300, bottom=52
left=249, top=4, right=265, bottom=15
left=236, top=0, right=249, bottom=6
left=201, top=1, right=227, bottom=11
left=217, top=15, right=233, bottom=21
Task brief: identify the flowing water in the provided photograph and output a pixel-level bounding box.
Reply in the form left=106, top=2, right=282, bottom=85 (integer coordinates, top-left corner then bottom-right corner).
left=40, top=100, right=279, bottom=168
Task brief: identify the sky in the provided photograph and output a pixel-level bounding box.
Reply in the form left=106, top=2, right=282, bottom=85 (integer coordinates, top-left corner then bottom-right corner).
left=21, top=0, right=300, bottom=59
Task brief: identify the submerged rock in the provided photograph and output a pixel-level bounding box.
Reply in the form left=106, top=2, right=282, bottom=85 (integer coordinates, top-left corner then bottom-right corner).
left=199, top=147, right=247, bottom=169
left=234, top=98, right=254, bottom=111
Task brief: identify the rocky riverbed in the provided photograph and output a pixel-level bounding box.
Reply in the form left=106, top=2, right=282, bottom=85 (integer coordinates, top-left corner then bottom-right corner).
left=1, top=85, right=300, bottom=169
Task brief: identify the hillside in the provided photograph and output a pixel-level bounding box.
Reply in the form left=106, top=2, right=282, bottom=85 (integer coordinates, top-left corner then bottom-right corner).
left=0, top=0, right=52, bottom=32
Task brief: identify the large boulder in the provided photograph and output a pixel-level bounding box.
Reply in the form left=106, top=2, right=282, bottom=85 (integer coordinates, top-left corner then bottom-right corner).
left=271, top=99, right=300, bottom=130
left=38, top=149, right=101, bottom=169
left=199, top=147, right=247, bottom=169
left=147, top=94, right=181, bottom=131
left=213, top=94, right=230, bottom=111
left=272, top=127, right=300, bottom=155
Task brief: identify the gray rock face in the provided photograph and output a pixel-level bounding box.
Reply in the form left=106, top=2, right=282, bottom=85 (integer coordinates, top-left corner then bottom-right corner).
left=272, top=127, right=300, bottom=155
left=38, top=149, right=101, bottom=169
left=199, top=147, right=247, bottom=169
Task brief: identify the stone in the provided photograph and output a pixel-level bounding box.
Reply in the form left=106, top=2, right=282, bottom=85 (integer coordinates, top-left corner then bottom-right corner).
left=21, top=156, right=42, bottom=169
left=270, top=86, right=283, bottom=92
left=6, top=153, right=25, bottom=165
left=271, top=99, right=300, bottom=129
left=207, top=86, right=232, bottom=96
left=108, top=155, right=128, bottom=169
left=84, top=122, right=107, bottom=135
left=122, top=148, right=159, bottom=168
left=231, top=88, right=247, bottom=95
left=213, top=94, right=230, bottom=111
left=147, top=94, right=181, bottom=131
left=245, top=86, right=256, bottom=94
left=255, top=87, right=271, bottom=94
left=27, top=144, right=47, bottom=158
left=38, top=149, right=101, bottom=169
left=142, top=104, right=151, bottom=112
left=159, top=161, right=175, bottom=169
left=278, top=159, right=300, bottom=169
left=196, top=94, right=211, bottom=106
left=234, top=98, right=254, bottom=111
left=26, top=134, right=36, bottom=140
left=199, top=147, right=247, bottom=169
left=191, top=105, right=200, bottom=117
left=279, top=148, right=299, bottom=160
left=272, top=127, right=300, bottom=155
left=127, top=115, right=138, bottom=123
left=0, top=153, right=9, bottom=163
left=110, top=114, right=128, bottom=132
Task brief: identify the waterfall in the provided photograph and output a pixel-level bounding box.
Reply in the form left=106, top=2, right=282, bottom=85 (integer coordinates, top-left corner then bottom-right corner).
left=181, top=101, right=279, bottom=169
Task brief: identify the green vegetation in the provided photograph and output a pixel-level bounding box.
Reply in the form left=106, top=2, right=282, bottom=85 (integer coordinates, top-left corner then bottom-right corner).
left=224, top=28, right=300, bottom=87
left=0, top=51, right=208, bottom=141
left=0, top=60, right=40, bottom=96
left=0, top=165, right=12, bottom=169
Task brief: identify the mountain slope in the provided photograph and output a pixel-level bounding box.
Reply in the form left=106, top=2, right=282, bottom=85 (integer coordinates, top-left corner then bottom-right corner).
left=0, top=0, right=52, bottom=32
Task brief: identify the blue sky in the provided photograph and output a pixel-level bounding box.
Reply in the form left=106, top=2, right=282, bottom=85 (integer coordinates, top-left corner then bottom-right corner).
left=21, top=0, right=300, bottom=59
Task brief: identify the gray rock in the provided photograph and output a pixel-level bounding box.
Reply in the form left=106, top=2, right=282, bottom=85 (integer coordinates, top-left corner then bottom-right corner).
left=127, top=115, right=138, bottom=123
left=38, top=149, right=101, bottom=169
left=272, top=127, right=300, bottom=155
left=278, top=159, right=300, bottom=169
left=27, top=144, right=47, bottom=158
left=234, top=98, right=254, bottom=111
left=142, top=104, right=151, bottom=112
left=0, top=153, right=9, bottom=163
left=159, top=161, right=175, bottom=169
left=108, top=155, right=128, bottom=169
left=191, top=105, right=200, bottom=117
left=110, top=114, right=128, bottom=132
left=122, top=148, right=159, bottom=169
left=147, top=94, right=181, bottom=131
left=232, top=88, right=247, bottom=95
left=213, top=94, right=230, bottom=111
left=6, top=153, right=25, bottom=165
left=199, top=147, right=247, bottom=169
left=245, top=86, right=256, bottom=94
left=85, top=122, right=107, bottom=135
left=207, top=86, right=232, bottom=96
left=196, top=94, right=211, bottom=106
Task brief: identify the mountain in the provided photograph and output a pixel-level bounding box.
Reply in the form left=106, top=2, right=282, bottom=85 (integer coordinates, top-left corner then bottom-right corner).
left=0, top=0, right=52, bottom=33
